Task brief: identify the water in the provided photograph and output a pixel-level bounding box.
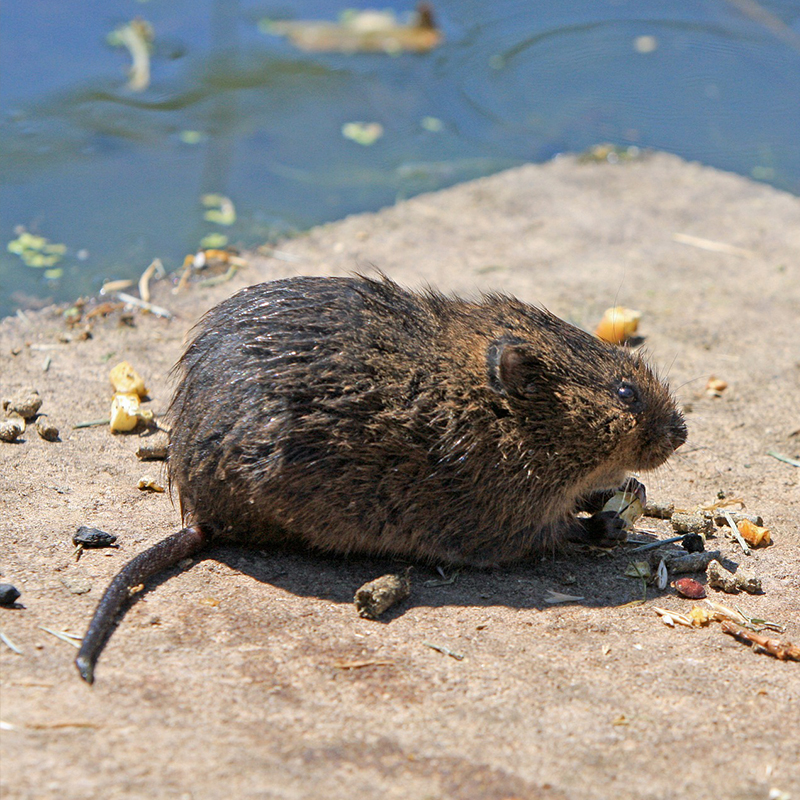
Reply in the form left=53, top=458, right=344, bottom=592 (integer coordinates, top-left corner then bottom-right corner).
left=2, top=0, right=799, bottom=317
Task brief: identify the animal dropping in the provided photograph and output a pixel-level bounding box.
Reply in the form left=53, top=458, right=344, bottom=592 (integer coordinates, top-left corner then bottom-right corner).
left=76, top=275, right=687, bottom=682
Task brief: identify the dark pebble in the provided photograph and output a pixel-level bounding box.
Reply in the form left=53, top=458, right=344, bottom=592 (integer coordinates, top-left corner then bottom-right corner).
left=0, top=583, right=21, bottom=606
left=682, top=533, right=705, bottom=553
left=73, top=526, right=118, bottom=548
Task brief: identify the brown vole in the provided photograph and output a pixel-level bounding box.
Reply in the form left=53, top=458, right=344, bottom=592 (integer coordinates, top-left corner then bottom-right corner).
left=76, top=275, right=686, bottom=682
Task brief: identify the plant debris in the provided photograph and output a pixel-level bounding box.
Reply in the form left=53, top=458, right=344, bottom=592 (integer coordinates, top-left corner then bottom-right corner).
left=137, top=478, right=165, bottom=493
left=342, top=121, right=384, bottom=146
left=263, top=3, right=442, bottom=55
left=736, top=519, right=772, bottom=547
left=706, top=559, right=762, bottom=595
left=332, top=658, right=395, bottom=670
left=594, top=306, right=641, bottom=344
left=136, top=434, right=169, bottom=460
left=7, top=231, right=66, bottom=269
left=0, top=631, right=23, bottom=654
left=109, top=361, right=148, bottom=397
left=705, top=376, right=728, bottom=397
left=672, top=578, right=706, bottom=599
left=423, top=641, right=464, bottom=660
left=544, top=589, right=585, bottom=604
left=658, top=550, right=722, bottom=574
left=108, top=19, right=153, bottom=92
left=766, top=450, right=800, bottom=467
left=721, top=621, right=800, bottom=661
left=354, top=568, right=412, bottom=619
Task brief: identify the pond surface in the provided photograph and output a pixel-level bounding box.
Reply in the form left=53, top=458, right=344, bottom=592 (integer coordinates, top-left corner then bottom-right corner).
left=2, top=0, right=799, bottom=317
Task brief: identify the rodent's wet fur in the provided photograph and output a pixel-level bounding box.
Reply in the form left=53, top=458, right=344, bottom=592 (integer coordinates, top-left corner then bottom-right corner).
left=76, top=275, right=686, bottom=682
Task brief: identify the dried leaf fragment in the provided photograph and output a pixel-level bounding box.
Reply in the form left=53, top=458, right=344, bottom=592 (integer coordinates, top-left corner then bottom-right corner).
left=138, top=478, right=165, bottom=493
left=624, top=561, right=651, bottom=580
left=705, top=376, right=728, bottom=397
left=543, top=590, right=585, bottom=604
left=602, top=490, right=644, bottom=528
left=595, top=306, right=642, bottom=344
left=737, top=519, right=771, bottom=547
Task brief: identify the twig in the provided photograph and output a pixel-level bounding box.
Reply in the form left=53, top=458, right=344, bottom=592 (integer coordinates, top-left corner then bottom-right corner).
left=423, top=642, right=464, bottom=660
left=332, top=659, right=394, bottom=669
left=672, top=232, right=754, bottom=258
left=39, top=626, right=82, bottom=649
left=722, top=510, right=751, bottom=555
left=115, top=291, right=173, bottom=319
left=628, top=534, right=686, bottom=553
left=766, top=450, right=800, bottom=467
left=0, top=631, right=23, bottom=655
left=721, top=621, right=800, bottom=661
left=423, top=568, right=461, bottom=587
left=73, top=418, right=111, bottom=429
left=138, top=258, right=164, bottom=303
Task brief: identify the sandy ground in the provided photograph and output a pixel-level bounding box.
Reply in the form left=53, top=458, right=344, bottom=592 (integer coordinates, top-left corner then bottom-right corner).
left=1, top=151, right=799, bottom=800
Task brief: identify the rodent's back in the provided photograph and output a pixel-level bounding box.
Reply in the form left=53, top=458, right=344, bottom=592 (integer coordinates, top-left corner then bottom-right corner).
left=168, top=275, right=685, bottom=566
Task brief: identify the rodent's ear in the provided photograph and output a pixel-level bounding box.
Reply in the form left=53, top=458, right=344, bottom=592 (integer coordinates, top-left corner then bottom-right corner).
left=487, top=339, right=540, bottom=397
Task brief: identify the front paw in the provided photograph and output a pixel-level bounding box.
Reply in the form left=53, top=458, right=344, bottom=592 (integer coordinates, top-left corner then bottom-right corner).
left=578, top=477, right=647, bottom=514
left=570, top=511, right=629, bottom=547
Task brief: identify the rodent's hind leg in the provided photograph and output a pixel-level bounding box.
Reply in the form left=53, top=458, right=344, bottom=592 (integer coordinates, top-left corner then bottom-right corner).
left=567, top=511, right=629, bottom=548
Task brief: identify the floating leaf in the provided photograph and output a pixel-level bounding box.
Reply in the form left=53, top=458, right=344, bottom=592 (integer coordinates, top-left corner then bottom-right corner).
left=342, top=121, right=384, bottom=146
left=200, top=232, right=229, bottom=249
left=179, top=130, right=204, bottom=145
left=7, top=231, right=67, bottom=268
left=421, top=116, right=444, bottom=132
left=201, top=194, right=236, bottom=225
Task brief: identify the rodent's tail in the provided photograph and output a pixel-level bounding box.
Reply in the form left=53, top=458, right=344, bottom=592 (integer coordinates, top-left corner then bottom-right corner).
left=75, top=526, right=208, bottom=684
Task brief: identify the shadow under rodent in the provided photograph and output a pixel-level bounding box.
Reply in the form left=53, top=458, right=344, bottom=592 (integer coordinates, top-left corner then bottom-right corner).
left=76, top=274, right=687, bottom=683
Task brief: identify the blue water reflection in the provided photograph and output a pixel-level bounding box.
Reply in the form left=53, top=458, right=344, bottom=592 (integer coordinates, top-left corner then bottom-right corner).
left=1, top=0, right=798, bottom=315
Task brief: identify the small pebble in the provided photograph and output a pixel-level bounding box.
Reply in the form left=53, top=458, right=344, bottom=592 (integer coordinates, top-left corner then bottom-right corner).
left=0, top=584, right=21, bottom=606
left=60, top=575, right=93, bottom=595
left=73, top=526, right=118, bottom=548
left=681, top=533, right=705, bottom=553
left=36, top=419, right=60, bottom=441
left=671, top=511, right=714, bottom=536
left=0, top=417, right=26, bottom=443
left=2, top=388, right=42, bottom=420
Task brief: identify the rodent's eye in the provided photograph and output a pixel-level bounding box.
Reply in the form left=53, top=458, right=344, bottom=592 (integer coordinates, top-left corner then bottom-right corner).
left=616, top=381, right=639, bottom=404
